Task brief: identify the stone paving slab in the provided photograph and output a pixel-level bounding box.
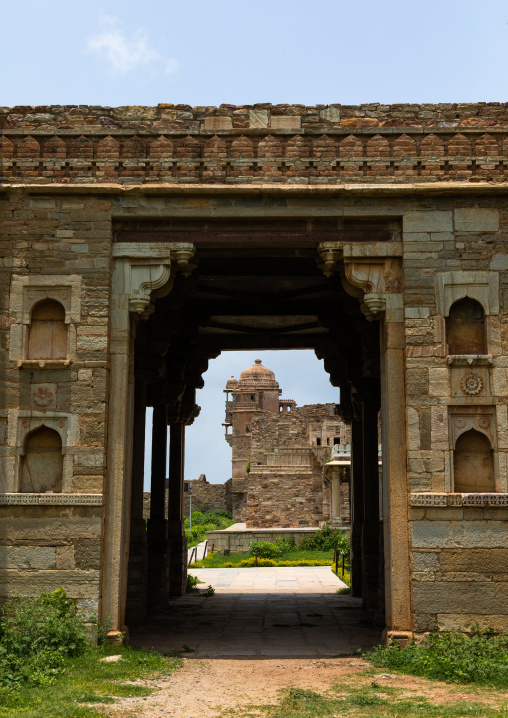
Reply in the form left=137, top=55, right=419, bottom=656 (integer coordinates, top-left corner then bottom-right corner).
left=130, top=567, right=381, bottom=658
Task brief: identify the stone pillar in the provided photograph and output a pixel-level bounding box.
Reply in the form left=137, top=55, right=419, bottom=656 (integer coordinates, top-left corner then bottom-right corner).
left=168, top=422, right=187, bottom=596
left=361, top=395, right=382, bottom=618
left=350, top=411, right=364, bottom=598
left=380, top=316, right=412, bottom=635
left=101, top=312, right=135, bottom=630
left=126, top=380, right=148, bottom=624
left=147, top=403, right=169, bottom=610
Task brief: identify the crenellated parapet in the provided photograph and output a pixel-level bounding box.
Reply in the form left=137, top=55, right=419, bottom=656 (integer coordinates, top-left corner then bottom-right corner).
left=4, top=103, right=508, bottom=185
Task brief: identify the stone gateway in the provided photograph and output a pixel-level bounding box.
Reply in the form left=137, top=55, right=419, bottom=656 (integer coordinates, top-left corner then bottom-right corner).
left=2, top=102, right=508, bottom=642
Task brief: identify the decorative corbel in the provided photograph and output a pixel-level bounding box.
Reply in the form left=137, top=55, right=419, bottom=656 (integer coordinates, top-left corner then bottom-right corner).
left=344, top=258, right=401, bottom=321
left=112, top=242, right=196, bottom=316
left=317, top=242, right=342, bottom=277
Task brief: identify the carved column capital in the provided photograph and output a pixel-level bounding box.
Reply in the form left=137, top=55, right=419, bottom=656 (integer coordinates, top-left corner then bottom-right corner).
left=112, top=242, right=196, bottom=316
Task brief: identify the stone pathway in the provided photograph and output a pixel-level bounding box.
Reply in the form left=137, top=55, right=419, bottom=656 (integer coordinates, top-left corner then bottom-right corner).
left=187, top=539, right=208, bottom=564
left=130, top=567, right=380, bottom=658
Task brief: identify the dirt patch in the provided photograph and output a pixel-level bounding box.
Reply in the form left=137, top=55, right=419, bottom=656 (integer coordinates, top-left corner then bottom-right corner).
left=104, top=656, right=502, bottom=718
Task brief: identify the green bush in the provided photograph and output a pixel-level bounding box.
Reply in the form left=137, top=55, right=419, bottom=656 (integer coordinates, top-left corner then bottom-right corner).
left=368, top=628, right=508, bottom=686
left=273, top=536, right=296, bottom=556
left=248, top=541, right=278, bottom=559
left=185, top=575, right=199, bottom=593
left=300, top=526, right=350, bottom=560
left=0, top=588, right=87, bottom=688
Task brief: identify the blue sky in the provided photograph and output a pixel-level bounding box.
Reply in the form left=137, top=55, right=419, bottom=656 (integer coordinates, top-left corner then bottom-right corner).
left=2, top=0, right=507, bottom=107
left=3, top=1, right=506, bottom=487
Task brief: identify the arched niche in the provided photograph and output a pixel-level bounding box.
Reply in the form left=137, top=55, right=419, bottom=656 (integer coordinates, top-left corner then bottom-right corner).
left=454, top=428, right=495, bottom=492
left=446, top=297, right=486, bottom=355
left=27, top=299, right=67, bottom=360
left=19, top=426, right=63, bottom=493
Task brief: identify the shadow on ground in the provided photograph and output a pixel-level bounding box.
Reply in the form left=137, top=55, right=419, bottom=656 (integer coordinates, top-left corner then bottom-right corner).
left=130, top=591, right=382, bottom=658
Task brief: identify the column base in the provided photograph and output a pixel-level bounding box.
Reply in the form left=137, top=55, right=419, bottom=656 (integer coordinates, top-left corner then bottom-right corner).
left=382, top=629, right=413, bottom=647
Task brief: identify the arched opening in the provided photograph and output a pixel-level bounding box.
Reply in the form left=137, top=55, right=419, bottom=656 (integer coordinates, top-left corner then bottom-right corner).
left=446, top=297, right=486, bottom=355
left=27, top=299, right=67, bottom=360
left=20, top=426, right=63, bottom=493
left=454, top=428, right=495, bottom=492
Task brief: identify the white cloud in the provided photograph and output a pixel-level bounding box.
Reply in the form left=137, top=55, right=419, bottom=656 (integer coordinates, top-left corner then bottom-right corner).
left=87, top=13, right=179, bottom=77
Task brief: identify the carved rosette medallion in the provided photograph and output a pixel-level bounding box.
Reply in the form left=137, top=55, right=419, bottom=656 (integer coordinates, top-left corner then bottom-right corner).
left=478, top=418, right=491, bottom=429
left=455, top=418, right=466, bottom=429
left=32, top=386, right=54, bottom=408
left=461, top=372, right=483, bottom=395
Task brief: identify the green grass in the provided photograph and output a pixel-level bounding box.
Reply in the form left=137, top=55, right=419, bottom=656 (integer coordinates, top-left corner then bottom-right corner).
left=223, top=680, right=508, bottom=718
left=368, top=629, right=508, bottom=687
left=191, top=548, right=336, bottom=567
left=0, top=643, right=181, bottom=718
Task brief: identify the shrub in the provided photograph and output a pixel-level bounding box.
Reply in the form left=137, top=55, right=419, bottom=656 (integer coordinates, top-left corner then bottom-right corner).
left=273, top=536, right=296, bottom=556
left=239, top=557, right=276, bottom=567
left=368, top=628, right=508, bottom=686
left=248, top=541, right=278, bottom=559
left=0, top=588, right=87, bottom=687
left=185, top=575, right=199, bottom=593
left=300, top=526, right=350, bottom=560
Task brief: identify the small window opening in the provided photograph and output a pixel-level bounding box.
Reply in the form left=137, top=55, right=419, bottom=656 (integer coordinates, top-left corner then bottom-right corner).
left=250, top=394, right=255, bottom=401
left=446, top=297, right=486, bottom=355
left=245, top=425, right=250, bottom=433
left=334, top=437, right=340, bottom=445
left=316, top=437, right=321, bottom=446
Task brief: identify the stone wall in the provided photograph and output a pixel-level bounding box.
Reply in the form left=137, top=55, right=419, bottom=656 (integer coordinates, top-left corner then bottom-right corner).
left=142, top=477, right=232, bottom=519
left=246, top=404, right=340, bottom=528
left=206, top=526, right=330, bottom=553
left=0, top=188, right=111, bottom=616
left=3, top=103, right=508, bottom=186
left=3, top=103, right=508, bottom=634
left=411, top=498, right=508, bottom=632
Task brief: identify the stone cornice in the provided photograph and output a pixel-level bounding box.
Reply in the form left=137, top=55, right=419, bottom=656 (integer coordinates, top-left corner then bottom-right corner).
left=3, top=182, right=508, bottom=196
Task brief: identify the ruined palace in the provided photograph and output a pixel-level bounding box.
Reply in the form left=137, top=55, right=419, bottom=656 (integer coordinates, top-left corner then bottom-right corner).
left=224, top=358, right=351, bottom=528
left=2, top=102, right=508, bottom=642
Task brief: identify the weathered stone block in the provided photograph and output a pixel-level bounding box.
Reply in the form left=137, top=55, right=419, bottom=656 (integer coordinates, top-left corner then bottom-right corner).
left=414, top=582, right=508, bottom=615
left=0, top=546, right=56, bottom=570
left=204, top=117, right=232, bottom=131
left=412, top=520, right=508, bottom=549
left=404, top=212, right=453, bottom=233
left=440, top=549, right=508, bottom=573
left=454, top=208, right=499, bottom=233
left=74, top=539, right=101, bottom=570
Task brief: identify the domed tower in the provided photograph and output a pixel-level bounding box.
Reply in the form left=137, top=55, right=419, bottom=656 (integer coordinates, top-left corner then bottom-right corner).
left=224, top=359, right=281, bottom=520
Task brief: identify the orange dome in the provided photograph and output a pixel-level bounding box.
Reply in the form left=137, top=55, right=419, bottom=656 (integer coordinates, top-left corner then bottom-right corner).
left=239, top=359, right=278, bottom=386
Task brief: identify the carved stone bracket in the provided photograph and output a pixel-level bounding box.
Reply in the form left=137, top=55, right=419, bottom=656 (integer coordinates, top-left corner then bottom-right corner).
left=112, top=242, right=196, bottom=316
left=317, top=243, right=402, bottom=321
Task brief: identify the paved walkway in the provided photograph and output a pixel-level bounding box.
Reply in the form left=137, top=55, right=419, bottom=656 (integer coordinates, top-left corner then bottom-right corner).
left=190, top=565, right=346, bottom=593
left=130, top=567, right=381, bottom=658
left=187, top=539, right=208, bottom=564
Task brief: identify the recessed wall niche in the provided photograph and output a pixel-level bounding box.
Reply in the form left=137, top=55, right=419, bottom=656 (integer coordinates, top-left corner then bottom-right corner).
left=8, top=274, right=81, bottom=367
left=446, top=297, right=486, bottom=355
left=19, top=426, right=63, bottom=493
left=448, top=407, right=500, bottom=493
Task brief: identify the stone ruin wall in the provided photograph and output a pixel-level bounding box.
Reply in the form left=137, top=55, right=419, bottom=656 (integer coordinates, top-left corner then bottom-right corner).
left=3, top=102, right=508, bottom=186
left=2, top=104, right=508, bottom=632
left=246, top=404, right=340, bottom=528
left=142, top=475, right=232, bottom=519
